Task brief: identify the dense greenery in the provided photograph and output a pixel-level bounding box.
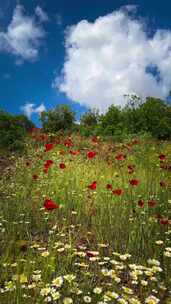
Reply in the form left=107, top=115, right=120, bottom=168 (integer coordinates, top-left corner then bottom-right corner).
left=0, top=110, right=34, bottom=151
left=40, top=97, right=171, bottom=140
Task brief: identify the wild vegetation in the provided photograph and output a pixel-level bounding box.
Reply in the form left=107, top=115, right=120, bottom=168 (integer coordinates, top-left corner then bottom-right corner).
left=0, top=127, right=171, bottom=303
left=0, top=96, right=171, bottom=303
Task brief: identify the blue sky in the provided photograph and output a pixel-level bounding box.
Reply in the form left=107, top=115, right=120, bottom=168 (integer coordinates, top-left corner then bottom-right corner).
left=1, top=0, right=171, bottom=125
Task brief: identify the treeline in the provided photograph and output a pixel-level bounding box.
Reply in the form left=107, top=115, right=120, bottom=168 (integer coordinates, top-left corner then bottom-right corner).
left=40, top=96, right=171, bottom=140
left=1, top=95, right=171, bottom=151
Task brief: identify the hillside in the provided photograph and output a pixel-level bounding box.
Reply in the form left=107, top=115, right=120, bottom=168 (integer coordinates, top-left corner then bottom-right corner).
left=0, top=131, right=171, bottom=303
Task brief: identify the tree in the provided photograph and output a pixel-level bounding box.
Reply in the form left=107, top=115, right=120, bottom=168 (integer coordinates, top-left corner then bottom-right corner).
left=80, top=109, right=99, bottom=127
left=98, top=105, right=123, bottom=136
left=139, top=97, right=171, bottom=139
left=40, top=105, right=75, bottom=133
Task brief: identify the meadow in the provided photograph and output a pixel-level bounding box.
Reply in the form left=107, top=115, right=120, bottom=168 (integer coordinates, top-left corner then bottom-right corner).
left=0, top=130, right=171, bottom=304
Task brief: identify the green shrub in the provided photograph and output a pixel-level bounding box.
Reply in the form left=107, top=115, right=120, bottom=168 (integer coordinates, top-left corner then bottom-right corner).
left=0, top=110, right=34, bottom=151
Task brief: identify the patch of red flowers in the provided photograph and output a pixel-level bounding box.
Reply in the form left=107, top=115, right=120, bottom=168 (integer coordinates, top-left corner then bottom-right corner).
left=59, top=163, right=66, bottom=169
left=148, top=199, right=157, bottom=208
left=32, top=174, right=38, bottom=180
left=115, top=153, right=126, bottom=161
left=64, top=139, right=73, bottom=148
left=44, top=199, right=59, bottom=210
left=159, top=217, right=169, bottom=225
left=138, top=199, right=144, bottom=207
left=106, top=183, right=112, bottom=190
left=129, top=179, right=139, bottom=186
left=159, top=154, right=166, bottom=161
left=44, top=159, right=54, bottom=173
left=87, top=151, right=96, bottom=159
left=88, top=181, right=97, bottom=190
left=112, top=188, right=123, bottom=196
left=127, top=165, right=135, bottom=174
left=45, top=143, right=54, bottom=152
left=92, top=136, right=99, bottom=144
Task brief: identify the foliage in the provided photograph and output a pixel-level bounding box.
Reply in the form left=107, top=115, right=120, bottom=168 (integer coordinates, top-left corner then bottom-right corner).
left=0, top=110, right=34, bottom=151
left=138, top=97, right=171, bottom=139
left=79, top=96, right=171, bottom=140
left=40, top=105, right=75, bottom=133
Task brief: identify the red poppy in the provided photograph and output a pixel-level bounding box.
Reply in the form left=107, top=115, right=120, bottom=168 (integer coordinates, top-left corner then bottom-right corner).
left=44, top=199, right=59, bottom=210
left=148, top=199, right=157, bottom=208
left=44, top=159, right=54, bottom=173
left=106, top=183, right=112, bottom=190
left=138, top=199, right=144, bottom=207
left=159, top=217, right=169, bottom=225
left=32, top=174, right=38, bottom=180
left=115, top=153, right=126, bottom=161
left=64, top=139, right=73, bottom=148
left=127, top=165, right=134, bottom=174
left=159, top=154, right=166, bottom=161
left=45, top=143, right=54, bottom=152
left=92, top=136, right=98, bottom=143
left=44, top=160, right=53, bottom=168
left=88, top=181, right=97, bottom=190
left=59, top=163, right=66, bottom=169
left=112, top=188, right=123, bottom=196
left=87, top=151, right=96, bottom=159
left=129, top=179, right=139, bottom=186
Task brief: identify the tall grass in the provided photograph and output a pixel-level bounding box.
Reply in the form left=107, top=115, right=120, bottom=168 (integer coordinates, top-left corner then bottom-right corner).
left=0, top=133, right=171, bottom=303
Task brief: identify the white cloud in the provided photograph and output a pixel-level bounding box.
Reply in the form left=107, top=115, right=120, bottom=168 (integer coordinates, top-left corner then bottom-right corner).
left=34, top=103, right=46, bottom=115
left=21, top=102, right=46, bottom=118
left=35, top=6, right=49, bottom=22
left=55, top=9, right=171, bottom=112
left=0, top=5, right=46, bottom=61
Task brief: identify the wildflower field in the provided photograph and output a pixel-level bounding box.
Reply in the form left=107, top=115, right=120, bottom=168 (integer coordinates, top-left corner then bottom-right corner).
left=0, top=131, right=171, bottom=304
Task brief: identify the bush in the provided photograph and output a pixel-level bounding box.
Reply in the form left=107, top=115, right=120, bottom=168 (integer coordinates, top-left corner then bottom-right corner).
left=0, top=110, right=34, bottom=151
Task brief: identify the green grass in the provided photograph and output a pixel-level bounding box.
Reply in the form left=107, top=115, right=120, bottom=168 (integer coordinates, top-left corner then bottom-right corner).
left=0, top=134, right=171, bottom=304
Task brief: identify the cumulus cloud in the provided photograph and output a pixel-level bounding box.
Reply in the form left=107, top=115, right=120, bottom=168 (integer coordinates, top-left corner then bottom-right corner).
left=35, top=6, right=49, bottom=22
left=55, top=9, right=171, bottom=112
left=0, top=5, right=46, bottom=61
left=21, top=102, right=46, bottom=118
